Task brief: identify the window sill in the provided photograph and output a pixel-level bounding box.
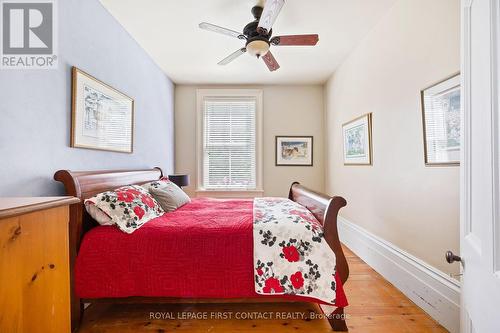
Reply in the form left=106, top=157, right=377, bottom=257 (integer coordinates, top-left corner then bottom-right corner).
left=195, top=189, right=264, bottom=199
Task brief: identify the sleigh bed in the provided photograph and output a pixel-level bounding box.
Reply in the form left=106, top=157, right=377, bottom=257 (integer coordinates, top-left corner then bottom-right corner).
left=54, top=167, right=349, bottom=332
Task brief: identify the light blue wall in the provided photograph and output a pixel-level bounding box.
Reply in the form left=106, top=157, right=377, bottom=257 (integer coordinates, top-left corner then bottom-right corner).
left=0, top=0, right=175, bottom=196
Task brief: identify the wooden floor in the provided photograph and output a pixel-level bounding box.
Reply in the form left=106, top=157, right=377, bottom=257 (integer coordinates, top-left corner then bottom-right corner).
left=78, top=246, right=448, bottom=333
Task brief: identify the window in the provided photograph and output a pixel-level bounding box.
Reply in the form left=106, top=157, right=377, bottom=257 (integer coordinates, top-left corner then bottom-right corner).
left=197, top=89, right=263, bottom=193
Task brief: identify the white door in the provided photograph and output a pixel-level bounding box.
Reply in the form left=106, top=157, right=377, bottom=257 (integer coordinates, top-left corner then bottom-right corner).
left=459, top=0, right=500, bottom=332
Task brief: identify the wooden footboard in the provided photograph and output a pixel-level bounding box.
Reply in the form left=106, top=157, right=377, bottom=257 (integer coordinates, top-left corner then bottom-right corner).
left=54, top=168, right=348, bottom=332
left=289, top=182, right=349, bottom=332
left=288, top=182, right=349, bottom=285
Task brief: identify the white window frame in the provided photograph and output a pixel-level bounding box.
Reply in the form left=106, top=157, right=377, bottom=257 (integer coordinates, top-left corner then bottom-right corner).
left=196, top=89, right=263, bottom=197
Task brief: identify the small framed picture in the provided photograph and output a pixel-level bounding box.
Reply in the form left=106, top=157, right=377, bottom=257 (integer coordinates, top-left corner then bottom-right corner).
left=275, top=136, right=313, bottom=166
left=71, top=67, right=134, bottom=153
left=342, top=113, right=373, bottom=165
left=421, top=73, right=461, bottom=166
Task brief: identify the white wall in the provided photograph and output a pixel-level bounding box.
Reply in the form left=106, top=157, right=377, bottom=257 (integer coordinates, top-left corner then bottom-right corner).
left=175, top=85, right=324, bottom=197
left=324, top=0, right=460, bottom=275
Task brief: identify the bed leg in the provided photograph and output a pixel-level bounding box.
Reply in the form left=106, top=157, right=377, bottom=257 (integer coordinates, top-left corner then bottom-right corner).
left=70, top=299, right=83, bottom=333
left=328, top=307, right=348, bottom=331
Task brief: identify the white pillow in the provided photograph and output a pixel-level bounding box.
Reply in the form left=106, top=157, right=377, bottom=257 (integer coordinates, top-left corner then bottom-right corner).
left=148, top=181, right=191, bottom=212
left=85, top=201, right=113, bottom=225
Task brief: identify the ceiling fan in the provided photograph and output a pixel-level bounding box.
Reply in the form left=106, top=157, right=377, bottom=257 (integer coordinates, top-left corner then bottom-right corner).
left=199, top=0, right=319, bottom=72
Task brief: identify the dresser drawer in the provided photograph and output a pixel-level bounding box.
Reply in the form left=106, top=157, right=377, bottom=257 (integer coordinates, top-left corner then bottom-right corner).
left=0, top=197, right=79, bottom=333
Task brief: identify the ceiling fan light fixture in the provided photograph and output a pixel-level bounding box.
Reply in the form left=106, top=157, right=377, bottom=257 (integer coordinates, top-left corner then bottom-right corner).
left=199, top=0, right=318, bottom=71
left=246, top=39, right=270, bottom=58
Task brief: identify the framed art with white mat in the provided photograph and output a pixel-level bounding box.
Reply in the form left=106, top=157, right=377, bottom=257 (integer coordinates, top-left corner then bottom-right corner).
left=342, top=113, right=373, bottom=165
left=71, top=67, right=134, bottom=153
left=275, top=136, right=313, bottom=166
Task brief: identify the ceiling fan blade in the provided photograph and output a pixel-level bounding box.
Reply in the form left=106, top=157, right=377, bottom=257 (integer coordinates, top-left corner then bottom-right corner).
left=257, top=0, right=285, bottom=34
left=199, top=22, right=245, bottom=39
left=271, top=34, right=319, bottom=46
left=218, top=48, right=247, bottom=65
left=262, top=51, right=280, bottom=72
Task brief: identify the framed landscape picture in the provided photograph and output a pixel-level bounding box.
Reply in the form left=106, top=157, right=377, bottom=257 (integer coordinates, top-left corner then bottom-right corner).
left=421, top=73, right=461, bottom=166
left=275, top=136, right=313, bottom=166
left=342, top=113, right=373, bottom=165
left=71, top=67, right=134, bottom=153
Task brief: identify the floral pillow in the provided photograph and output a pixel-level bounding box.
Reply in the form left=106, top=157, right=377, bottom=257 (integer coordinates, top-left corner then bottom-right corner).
left=84, top=185, right=164, bottom=234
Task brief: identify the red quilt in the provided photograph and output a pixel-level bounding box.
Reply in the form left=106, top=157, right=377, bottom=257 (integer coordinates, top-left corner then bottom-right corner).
left=75, top=198, right=347, bottom=307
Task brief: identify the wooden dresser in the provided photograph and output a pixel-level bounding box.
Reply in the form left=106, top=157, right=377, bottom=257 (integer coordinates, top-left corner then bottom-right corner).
left=0, top=197, right=79, bottom=333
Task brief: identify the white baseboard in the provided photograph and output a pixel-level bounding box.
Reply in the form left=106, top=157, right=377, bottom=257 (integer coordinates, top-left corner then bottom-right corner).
left=338, top=216, right=460, bottom=333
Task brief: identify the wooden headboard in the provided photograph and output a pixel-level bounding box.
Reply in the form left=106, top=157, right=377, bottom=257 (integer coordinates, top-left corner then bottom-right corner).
left=54, top=167, right=163, bottom=248
left=54, top=168, right=163, bottom=200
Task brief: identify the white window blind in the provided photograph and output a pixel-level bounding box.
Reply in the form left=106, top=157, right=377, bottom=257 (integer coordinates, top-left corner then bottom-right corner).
left=202, top=97, right=257, bottom=190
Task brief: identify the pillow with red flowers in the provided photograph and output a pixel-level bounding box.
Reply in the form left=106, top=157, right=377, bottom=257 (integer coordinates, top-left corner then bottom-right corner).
left=84, top=185, right=164, bottom=234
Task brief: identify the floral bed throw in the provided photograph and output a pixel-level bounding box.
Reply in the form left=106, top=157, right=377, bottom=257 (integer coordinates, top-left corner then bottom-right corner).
left=253, top=197, right=338, bottom=304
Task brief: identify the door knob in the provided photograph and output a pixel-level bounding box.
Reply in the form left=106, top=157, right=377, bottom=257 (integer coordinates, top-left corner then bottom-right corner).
left=445, top=251, right=461, bottom=264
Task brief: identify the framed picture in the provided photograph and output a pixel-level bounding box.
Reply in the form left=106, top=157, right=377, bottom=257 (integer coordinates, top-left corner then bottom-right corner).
left=275, top=136, right=313, bottom=166
left=421, top=73, right=461, bottom=166
left=342, top=113, right=373, bottom=165
left=71, top=67, right=134, bottom=153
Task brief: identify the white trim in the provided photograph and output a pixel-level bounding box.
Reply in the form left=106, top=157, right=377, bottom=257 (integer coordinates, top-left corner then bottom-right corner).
left=196, top=89, right=263, bottom=193
left=460, top=2, right=473, bottom=333
left=491, top=0, right=500, bottom=277
left=338, top=216, right=460, bottom=333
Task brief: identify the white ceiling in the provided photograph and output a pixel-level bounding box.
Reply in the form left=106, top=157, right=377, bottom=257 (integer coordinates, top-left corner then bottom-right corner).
left=99, top=0, right=397, bottom=85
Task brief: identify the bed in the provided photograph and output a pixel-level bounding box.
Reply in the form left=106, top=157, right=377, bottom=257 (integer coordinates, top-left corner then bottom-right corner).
left=54, top=167, right=349, bottom=332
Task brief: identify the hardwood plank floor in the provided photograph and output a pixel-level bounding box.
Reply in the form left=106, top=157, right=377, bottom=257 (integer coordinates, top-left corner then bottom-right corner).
left=78, top=245, right=448, bottom=333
